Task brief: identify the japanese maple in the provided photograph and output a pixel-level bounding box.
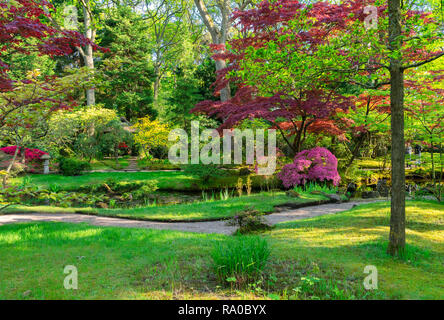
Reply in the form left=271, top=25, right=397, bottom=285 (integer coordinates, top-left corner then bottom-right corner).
left=0, top=0, right=104, bottom=186
left=192, top=0, right=368, bottom=155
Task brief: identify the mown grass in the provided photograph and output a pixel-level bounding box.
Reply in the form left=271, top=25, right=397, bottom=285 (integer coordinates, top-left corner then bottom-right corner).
left=268, top=200, right=444, bottom=299
left=11, top=172, right=195, bottom=191
left=2, top=192, right=328, bottom=221
left=89, top=158, right=130, bottom=170
left=0, top=200, right=442, bottom=299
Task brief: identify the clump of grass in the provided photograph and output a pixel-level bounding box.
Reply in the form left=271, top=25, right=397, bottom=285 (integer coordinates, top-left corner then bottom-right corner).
left=211, top=236, right=270, bottom=288
left=293, top=182, right=338, bottom=194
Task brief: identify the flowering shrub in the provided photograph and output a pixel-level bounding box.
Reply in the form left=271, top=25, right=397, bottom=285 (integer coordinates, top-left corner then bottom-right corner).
left=278, top=147, right=340, bottom=188
left=0, top=146, right=48, bottom=161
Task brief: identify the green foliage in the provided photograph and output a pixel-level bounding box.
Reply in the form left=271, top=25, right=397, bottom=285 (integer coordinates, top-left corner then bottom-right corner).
left=132, top=181, right=159, bottom=201
left=164, top=67, right=203, bottom=129
left=80, top=178, right=159, bottom=197
left=95, top=120, right=134, bottom=158
left=131, top=116, right=170, bottom=158
left=293, top=182, right=338, bottom=195
left=35, top=191, right=108, bottom=208
left=47, top=105, right=119, bottom=157
left=97, top=6, right=156, bottom=120
left=193, top=58, right=218, bottom=101
left=211, top=236, right=270, bottom=287
left=0, top=186, right=37, bottom=210
left=58, top=158, right=91, bottom=176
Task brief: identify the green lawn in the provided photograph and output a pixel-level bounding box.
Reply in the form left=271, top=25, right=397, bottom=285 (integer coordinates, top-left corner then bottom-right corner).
left=11, top=172, right=195, bottom=191
left=90, top=192, right=327, bottom=221
left=2, top=192, right=328, bottom=222
left=0, top=200, right=442, bottom=299
left=11, top=171, right=276, bottom=191
left=89, top=158, right=130, bottom=170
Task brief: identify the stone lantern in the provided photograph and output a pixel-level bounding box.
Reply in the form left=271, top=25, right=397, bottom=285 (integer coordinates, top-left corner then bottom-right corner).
left=40, top=154, right=51, bottom=174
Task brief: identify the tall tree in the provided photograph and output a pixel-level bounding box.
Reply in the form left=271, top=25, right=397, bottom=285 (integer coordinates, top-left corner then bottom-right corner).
left=193, top=0, right=355, bottom=155
left=0, top=0, right=99, bottom=185
left=385, top=0, right=443, bottom=255
left=193, top=0, right=254, bottom=102
left=143, top=0, right=188, bottom=101
left=78, top=0, right=97, bottom=106
left=193, top=0, right=443, bottom=256
left=97, top=6, right=156, bottom=120
left=387, top=0, right=406, bottom=255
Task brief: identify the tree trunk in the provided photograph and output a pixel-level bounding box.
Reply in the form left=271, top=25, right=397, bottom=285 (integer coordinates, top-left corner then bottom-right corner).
left=194, top=0, right=231, bottom=102
left=215, top=58, right=231, bottom=102
left=2, top=145, right=20, bottom=188
left=347, top=133, right=365, bottom=168
left=153, top=67, right=160, bottom=101
left=387, top=0, right=406, bottom=256
left=83, top=1, right=95, bottom=106
left=439, top=143, right=443, bottom=202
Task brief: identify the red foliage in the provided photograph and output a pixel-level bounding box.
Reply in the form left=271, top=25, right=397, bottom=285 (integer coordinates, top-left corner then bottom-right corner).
left=0, top=146, right=48, bottom=161
left=192, top=0, right=443, bottom=155
left=0, top=0, right=106, bottom=91
left=192, top=0, right=360, bottom=152
left=278, top=147, right=341, bottom=187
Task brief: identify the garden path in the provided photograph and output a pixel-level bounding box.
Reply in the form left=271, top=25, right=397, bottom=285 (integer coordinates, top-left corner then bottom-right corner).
left=0, top=201, right=377, bottom=235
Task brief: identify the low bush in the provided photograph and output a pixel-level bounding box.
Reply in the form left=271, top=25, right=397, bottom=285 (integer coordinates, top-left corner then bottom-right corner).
left=278, top=147, right=340, bottom=188
left=227, top=207, right=272, bottom=234
left=132, top=181, right=159, bottom=200
left=58, top=158, right=91, bottom=176
left=211, top=236, right=270, bottom=288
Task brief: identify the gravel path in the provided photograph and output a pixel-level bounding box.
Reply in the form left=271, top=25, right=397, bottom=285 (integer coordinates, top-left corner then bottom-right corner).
left=0, top=201, right=374, bottom=235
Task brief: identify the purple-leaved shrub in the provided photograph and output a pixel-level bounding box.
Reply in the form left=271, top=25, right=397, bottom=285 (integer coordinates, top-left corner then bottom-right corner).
left=278, top=147, right=340, bottom=188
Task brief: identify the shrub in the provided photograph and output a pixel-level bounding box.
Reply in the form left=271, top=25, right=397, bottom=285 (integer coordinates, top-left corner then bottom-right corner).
left=278, top=147, right=340, bottom=188
left=58, top=158, right=91, bottom=176
left=133, top=181, right=159, bottom=200
left=227, top=207, right=272, bottom=234
left=0, top=146, right=48, bottom=161
left=211, top=236, right=270, bottom=287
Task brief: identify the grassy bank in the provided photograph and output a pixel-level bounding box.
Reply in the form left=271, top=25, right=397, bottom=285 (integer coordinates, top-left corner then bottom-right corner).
left=2, top=192, right=328, bottom=222
left=0, top=200, right=442, bottom=299
left=11, top=171, right=277, bottom=191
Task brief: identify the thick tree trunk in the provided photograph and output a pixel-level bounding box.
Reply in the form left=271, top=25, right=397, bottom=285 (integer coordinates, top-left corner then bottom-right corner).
left=194, top=0, right=231, bottom=102
left=215, top=58, right=231, bottom=102
left=387, top=0, right=406, bottom=256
